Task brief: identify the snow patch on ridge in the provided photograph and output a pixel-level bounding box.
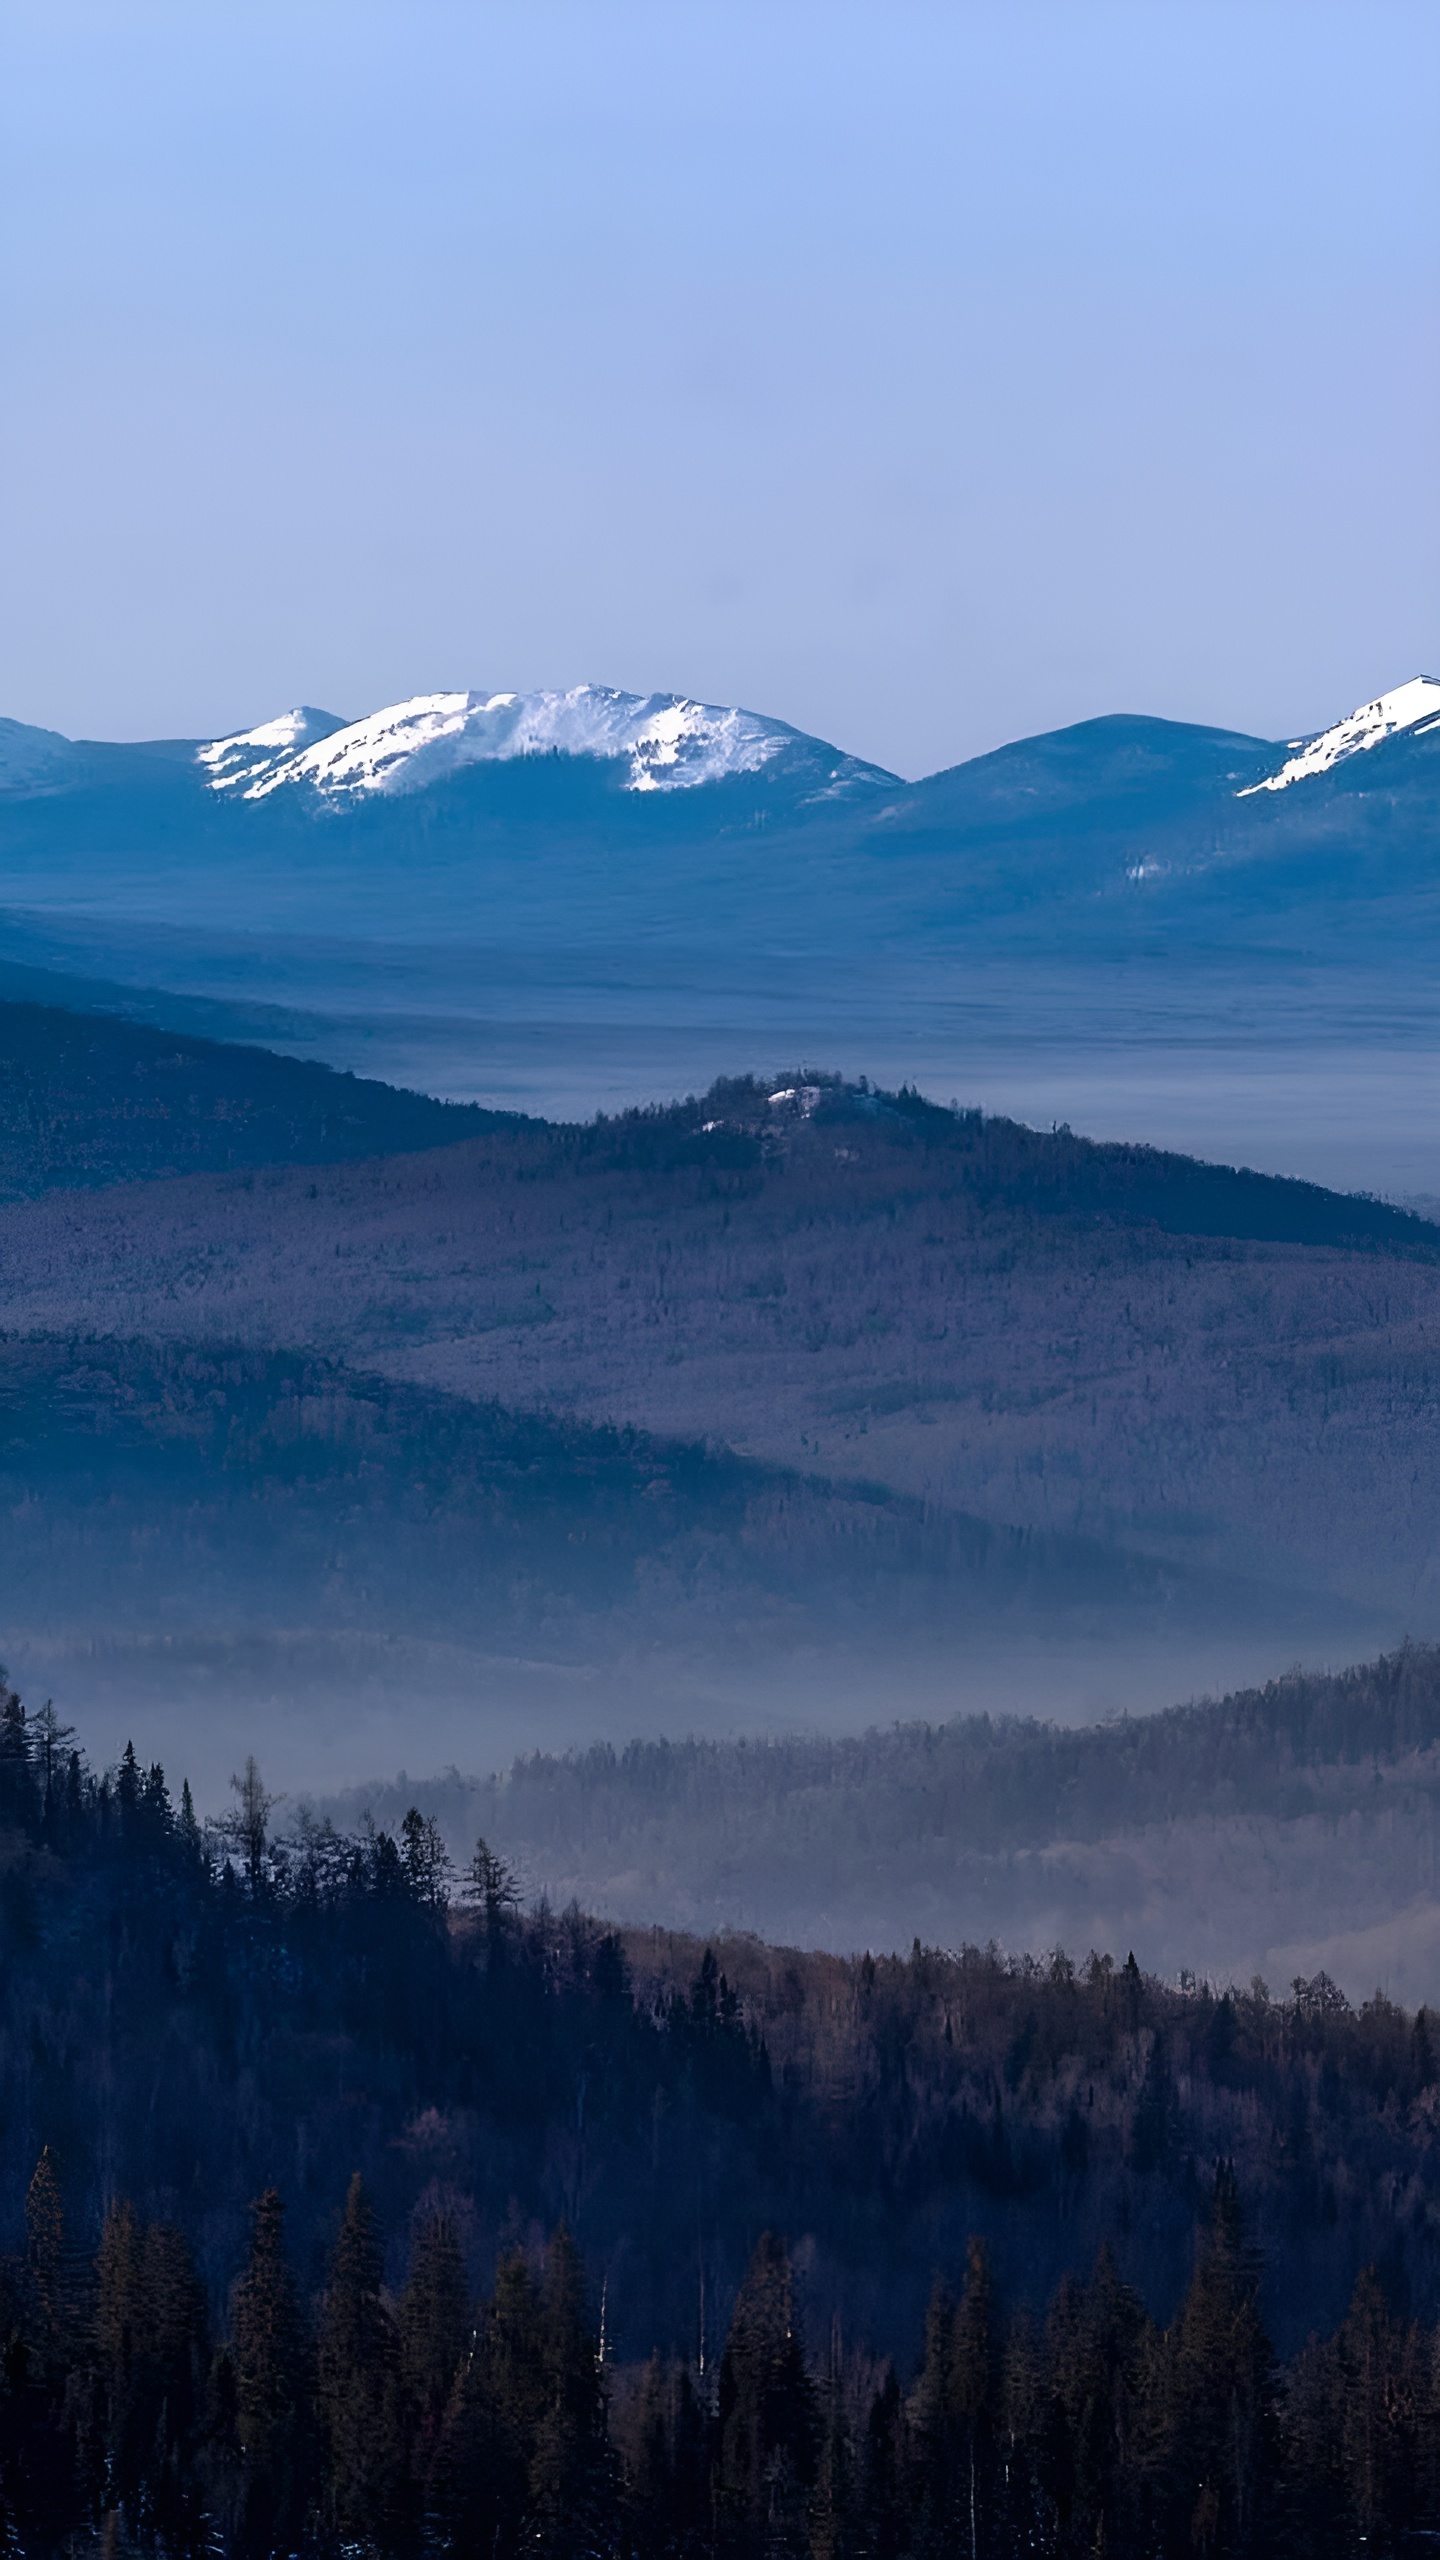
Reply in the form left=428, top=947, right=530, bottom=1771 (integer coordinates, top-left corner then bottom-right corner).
left=197, top=708, right=348, bottom=796
left=1239, top=677, right=1440, bottom=795
left=202, top=687, right=796, bottom=803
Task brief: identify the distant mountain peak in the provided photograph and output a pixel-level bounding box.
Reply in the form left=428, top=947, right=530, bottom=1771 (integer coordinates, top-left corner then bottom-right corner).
left=197, top=685, right=819, bottom=803
left=196, top=707, right=349, bottom=796
left=1239, top=675, right=1440, bottom=796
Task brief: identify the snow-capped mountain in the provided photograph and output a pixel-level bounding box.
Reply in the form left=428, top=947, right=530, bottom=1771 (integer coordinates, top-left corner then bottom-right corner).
left=198, top=686, right=861, bottom=803
left=1239, top=676, right=1440, bottom=795
left=2, top=673, right=1434, bottom=990
left=196, top=707, right=347, bottom=796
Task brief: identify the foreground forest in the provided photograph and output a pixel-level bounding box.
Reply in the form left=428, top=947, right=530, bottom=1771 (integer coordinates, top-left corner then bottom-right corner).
left=5, top=1678, right=1440, bottom=2554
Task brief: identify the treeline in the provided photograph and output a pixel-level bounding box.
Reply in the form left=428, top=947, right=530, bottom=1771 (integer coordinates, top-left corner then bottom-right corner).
left=347, top=1642, right=1440, bottom=1974
left=6, top=2153, right=1436, bottom=2557
left=421, top=1639, right=1440, bottom=1865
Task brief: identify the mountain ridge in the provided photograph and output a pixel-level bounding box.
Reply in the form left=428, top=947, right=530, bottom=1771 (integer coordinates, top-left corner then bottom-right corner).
left=4, top=668, right=1435, bottom=800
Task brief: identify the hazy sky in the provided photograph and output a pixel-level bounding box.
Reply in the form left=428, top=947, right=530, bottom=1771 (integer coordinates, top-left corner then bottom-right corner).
left=2, top=1, right=1435, bottom=777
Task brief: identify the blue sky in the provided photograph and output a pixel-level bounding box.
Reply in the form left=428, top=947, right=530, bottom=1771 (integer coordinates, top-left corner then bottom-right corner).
left=2, top=1, right=1435, bottom=776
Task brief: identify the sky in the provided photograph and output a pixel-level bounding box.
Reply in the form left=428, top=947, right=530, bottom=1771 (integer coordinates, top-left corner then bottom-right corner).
left=1, top=1, right=1436, bottom=779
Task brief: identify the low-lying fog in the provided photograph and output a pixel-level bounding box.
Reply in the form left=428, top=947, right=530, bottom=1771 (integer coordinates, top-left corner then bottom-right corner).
left=6, top=1622, right=1354, bottom=1806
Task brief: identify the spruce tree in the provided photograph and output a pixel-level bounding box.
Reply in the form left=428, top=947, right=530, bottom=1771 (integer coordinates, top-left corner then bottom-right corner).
left=529, top=2224, right=616, bottom=2560
left=316, top=2172, right=412, bottom=2554
left=908, top=2240, right=998, bottom=2560
left=809, top=2341, right=860, bottom=2560
left=859, top=2365, right=905, bottom=2560
left=94, top=2198, right=147, bottom=2526
left=142, top=2221, right=212, bottom=2555
left=400, top=2211, right=469, bottom=2483
left=24, top=2146, right=69, bottom=2368
left=714, top=2230, right=816, bottom=2559
left=230, top=2188, right=310, bottom=2559
left=432, top=2248, right=543, bottom=2557
left=1157, top=2164, right=1276, bottom=2558
left=1336, top=2264, right=1423, bottom=2555
left=4, top=2149, right=85, bottom=2546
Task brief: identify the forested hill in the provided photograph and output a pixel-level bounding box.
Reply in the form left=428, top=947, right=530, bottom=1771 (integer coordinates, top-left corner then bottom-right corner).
left=0, top=997, right=512, bottom=1196
left=3, top=1677, right=1440, bottom=2553
left=603, top=1077, right=1439, bottom=1258
left=2, top=1000, right=1434, bottom=1261
left=344, top=1646, right=1440, bottom=1995
left=432, top=1642, right=1440, bottom=1879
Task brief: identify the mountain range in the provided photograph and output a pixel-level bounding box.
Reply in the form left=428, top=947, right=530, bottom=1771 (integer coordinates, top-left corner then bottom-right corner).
left=3, top=674, right=1437, bottom=934
left=2, top=670, right=1437, bottom=1185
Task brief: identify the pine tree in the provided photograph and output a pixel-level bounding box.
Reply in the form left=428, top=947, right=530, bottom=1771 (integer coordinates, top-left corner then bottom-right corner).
left=400, top=2211, right=469, bottom=2486
left=714, top=2231, right=816, bottom=2559
left=94, top=2198, right=147, bottom=2526
left=2, top=2149, right=85, bottom=2546
left=30, top=1698, right=74, bottom=1839
left=177, top=1776, right=204, bottom=1868
left=624, top=2353, right=711, bottom=2560
left=529, top=2224, right=616, bottom=2560
left=859, top=2365, right=905, bottom=2560
left=1276, top=2330, right=1349, bottom=2560
left=809, top=2341, right=861, bottom=2560
left=1044, top=2245, right=1150, bottom=2556
left=950, top=2237, right=999, bottom=2560
left=24, top=2146, right=78, bottom=2378
left=1155, top=2164, right=1276, bottom=2559
left=432, top=2249, right=544, bottom=2557
left=1335, top=2264, right=1423, bottom=2556
left=908, top=2240, right=998, bottom=2560
left=228, top=1756, right=279, bottom=1894
left=142, top=2221, right=211, bottom=2555
left=401, top=1807, right=452, bottom=1907
left=464, top=1835, right=521, bottom=1954
left=0, top=1680, right=35, bottom=1832
left=230, top=2188, right=310, bottom=2559
left=908, top=2276, right=959, bottom=2555
left=316, top=2172, right=412, bottom=2553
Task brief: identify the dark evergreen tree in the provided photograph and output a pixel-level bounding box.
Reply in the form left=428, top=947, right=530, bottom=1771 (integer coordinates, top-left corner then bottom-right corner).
left=142, top=2220, right=212, bottom=2556
left=714, top=2231, right=816, bottom=2559
left=432, top=2247, right=544, bottom=2558
left=316, top=2172, right=412, bottom=2554
left=529, top=2224, right=616, bottom=2560
left=94, top=2197, right=147, bottom=2530
left=400, top=2209, right=469, bottom=2490
left=859, top=2365, right=905, bottom=2560
left=1043, top=2245, right=1150, bottom=2556
left=0, top=2151, right=85, bottom=2549
left=909, top=2238, right=999, bottom=2560
left=624, top=2352, right=712, bottom=2560
left=809, top=2341, right=861, bottom=2560
left=230, top=2188, right=310, bottom=2559
left=1335, top=2264, right=1424, bottom=2558
left=1151, top=2164, right=1276, bottom=2558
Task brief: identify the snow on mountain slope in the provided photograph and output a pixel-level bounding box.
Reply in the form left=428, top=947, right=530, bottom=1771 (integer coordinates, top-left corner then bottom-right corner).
left=202, top=687, right=813, bottom=802
left=196, top=707, right=349, bottom=795
left=1239, top=677, right=1440, bottom=795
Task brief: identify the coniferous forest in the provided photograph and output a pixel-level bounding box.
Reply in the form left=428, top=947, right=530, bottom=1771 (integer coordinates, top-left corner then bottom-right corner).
left=3, top=1677, right=1440, bottom=2552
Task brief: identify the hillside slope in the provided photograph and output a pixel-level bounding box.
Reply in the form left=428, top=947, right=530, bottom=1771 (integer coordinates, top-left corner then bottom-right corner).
left=4, top=1071, right=1437, bottom=1622
left=0, top=997, right=513, bottom=1196
left=346, top=1646, right=1440, bottom=1999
